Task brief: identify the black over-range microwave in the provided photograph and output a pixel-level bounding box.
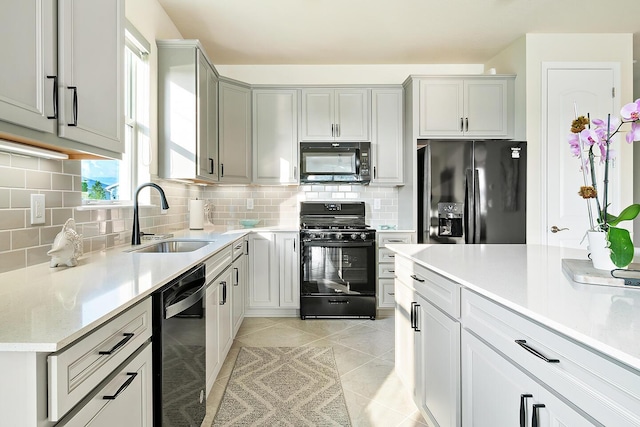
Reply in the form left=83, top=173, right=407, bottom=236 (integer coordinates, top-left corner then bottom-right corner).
left=299, top=141, right=371, bottom=184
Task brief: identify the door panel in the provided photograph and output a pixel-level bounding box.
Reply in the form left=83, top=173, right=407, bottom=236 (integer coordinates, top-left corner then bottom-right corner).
left=545, top=67, right=616, bottom=248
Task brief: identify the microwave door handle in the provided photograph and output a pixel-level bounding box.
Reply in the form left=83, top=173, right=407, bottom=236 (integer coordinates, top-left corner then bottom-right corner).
left=355, top=149, right=361, bottom=174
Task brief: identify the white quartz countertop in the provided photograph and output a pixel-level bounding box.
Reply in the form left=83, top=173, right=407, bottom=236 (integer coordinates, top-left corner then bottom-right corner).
left=0, top=228, right=252, bottom=352
left=386, top=244, right=640, bottom=372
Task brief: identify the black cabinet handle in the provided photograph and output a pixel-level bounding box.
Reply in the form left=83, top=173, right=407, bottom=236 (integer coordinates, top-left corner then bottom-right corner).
left=410, top=302, right=417, bottom=329
left=331, top=124, right=334, bottom=137
left=46, top=76, right=57, bottom=119
left=410, top=274, right=424, bottom=283
left=221, top=163, right=224, bottom=177
left=515, top=340, right=560, bottom=363
left=209, top=158, right=214, bottom=174
left=460, top=117, right=463, bottom=132
left=234, top=267, right=239, bottom=286
left=373, top=166, right=377, bottom=179
left=413, top=304, right=421, bottom=332
left=388, top=270, right=395, bottom=273
left=532, top=403, right=545, bottom=427
left=99, top=333, right=134, bottom=355
left=520, top=394, right=533, bottom=427
left=465, top=117, right=469, bottom=132
left=220, top=281, right=227, bottom=305
left=68, top=86, right=78, bottom=126
left=103, top=372, right=137, bottom=400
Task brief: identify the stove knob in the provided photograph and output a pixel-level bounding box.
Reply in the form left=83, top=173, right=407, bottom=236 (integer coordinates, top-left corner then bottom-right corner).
left=351, top=233, right=358, bottom=240
left=360, top=232, right=367, bottom=240
left=335, top=232, right=343, bottom=240
left=320, top=232, right=326, bottom=239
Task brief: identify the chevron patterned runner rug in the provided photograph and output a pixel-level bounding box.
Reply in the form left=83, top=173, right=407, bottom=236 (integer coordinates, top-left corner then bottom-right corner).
left=212, top=347, right=351, bottom=426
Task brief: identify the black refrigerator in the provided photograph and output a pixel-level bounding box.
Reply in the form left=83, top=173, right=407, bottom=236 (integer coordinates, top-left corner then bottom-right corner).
left=417, top=140, right=526, bottom=244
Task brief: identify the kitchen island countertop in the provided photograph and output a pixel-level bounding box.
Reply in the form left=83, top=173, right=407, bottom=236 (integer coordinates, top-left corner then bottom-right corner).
left=386, top=243, right=640, bottom=372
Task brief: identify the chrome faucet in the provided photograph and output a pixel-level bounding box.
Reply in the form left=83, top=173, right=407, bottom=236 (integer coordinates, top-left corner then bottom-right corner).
left=131, top=183, right=170, bottom=245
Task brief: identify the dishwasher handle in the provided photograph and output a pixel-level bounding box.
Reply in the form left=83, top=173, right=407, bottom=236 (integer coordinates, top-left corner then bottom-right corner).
left=165, top=283, right=206, bottom=319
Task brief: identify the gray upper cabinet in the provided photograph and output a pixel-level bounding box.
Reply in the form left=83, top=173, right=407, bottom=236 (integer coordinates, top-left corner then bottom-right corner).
left=157, top=40, right=219, bottom=183
left=0, top=0, right=57, bottom=134
left=57, top=0, right=124, bottom=152
left=219, top=79, right=251, bottom=184
left=301, top=88, right=370, bottom=141
left=252, top=89, right=299, bottom=185
left=371, top=88, right=404, bottom=185
left=0, top=0, right=124, bottom=158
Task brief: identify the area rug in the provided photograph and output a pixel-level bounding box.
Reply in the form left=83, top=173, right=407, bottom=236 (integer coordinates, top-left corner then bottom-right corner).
left=212, top=347, right=351, bottom=426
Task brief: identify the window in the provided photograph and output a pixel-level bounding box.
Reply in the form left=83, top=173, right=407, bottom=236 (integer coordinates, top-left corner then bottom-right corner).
left=81, top=22, right=150, bottom=204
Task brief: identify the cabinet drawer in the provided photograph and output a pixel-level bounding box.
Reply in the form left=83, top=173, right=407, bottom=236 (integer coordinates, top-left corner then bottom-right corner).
left=462, top=289, right=640, bottom=426
left=395, top=255, right=460, bottom=318
left=379, top=280, right=395, bottom=307
left=378, top=233, right=412, bottom=247
left=206, top=246, right=232, bottom=284
left=48, top=298, right=152, bottom=421
left=378, top=263, right=396, bottom=279
left=378, top=248, right=397, bottom=263
left=57, top=341, right=153, bottom=426
left=231, top=237, right=246, bottom=260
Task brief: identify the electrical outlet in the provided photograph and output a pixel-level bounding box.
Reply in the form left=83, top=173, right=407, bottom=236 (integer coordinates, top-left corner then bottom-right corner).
left=374, top=198, right=381, bottom=210
left=247, top=198, right=254, bottom=210
left=30, top=194, right=45, bottom=225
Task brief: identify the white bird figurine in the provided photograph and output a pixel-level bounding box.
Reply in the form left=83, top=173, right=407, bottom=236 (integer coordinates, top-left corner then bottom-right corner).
left=47, top=218, right=83, bottom=267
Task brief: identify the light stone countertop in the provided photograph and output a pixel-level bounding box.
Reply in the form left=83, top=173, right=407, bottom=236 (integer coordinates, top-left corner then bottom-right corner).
left=0, top=228, right=258, bottom=352
left=386, top=244, right=640, bottom=372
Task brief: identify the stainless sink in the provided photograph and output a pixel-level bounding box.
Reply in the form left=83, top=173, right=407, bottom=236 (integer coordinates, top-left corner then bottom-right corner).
left=129, top=240, right=214, bottom=253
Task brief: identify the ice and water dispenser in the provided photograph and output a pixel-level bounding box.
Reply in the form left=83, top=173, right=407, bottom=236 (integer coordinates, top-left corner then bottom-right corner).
left=437, top=202, right=464, bottom=237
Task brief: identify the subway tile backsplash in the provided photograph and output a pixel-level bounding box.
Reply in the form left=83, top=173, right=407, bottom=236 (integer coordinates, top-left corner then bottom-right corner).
left=0, top=152, right=399, bottom=273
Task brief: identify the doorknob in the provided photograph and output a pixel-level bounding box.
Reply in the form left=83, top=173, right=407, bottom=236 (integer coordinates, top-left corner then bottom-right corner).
left=550, top=226, right=569, bottom=233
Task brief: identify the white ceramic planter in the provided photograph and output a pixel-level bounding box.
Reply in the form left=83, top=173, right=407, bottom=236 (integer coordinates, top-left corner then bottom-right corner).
left=586, top=231, right=618, bottom=271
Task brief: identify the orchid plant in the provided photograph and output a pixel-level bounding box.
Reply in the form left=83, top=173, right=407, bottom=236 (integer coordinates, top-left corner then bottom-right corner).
left=569, top=99, right=640, bottom=268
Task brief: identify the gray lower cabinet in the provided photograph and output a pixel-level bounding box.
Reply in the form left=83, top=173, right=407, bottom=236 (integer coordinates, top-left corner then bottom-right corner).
left=0, top=0, right=124, bottom=158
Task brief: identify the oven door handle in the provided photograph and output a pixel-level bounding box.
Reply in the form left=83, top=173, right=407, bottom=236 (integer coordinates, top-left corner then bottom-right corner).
left=165, top=282, right=206, bottom=319
left=301, top=241, right=375, bottom=248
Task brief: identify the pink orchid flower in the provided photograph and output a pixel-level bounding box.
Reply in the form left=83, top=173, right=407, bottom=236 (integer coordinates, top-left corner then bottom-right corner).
left=620, top=99, right=640, bottom=121
left=568, top=133, right=581, bottom=157
left=579, top=128, right=600, bottom=147
left=626, top=121, right=640, bottom=143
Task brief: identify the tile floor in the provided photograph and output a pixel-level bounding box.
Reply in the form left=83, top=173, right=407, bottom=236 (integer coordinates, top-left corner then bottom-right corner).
left=202, top=313, right=428, bottom=427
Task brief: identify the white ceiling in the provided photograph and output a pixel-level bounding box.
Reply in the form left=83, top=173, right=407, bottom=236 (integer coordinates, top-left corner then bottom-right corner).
left=156, top=0, right=640, bottom=65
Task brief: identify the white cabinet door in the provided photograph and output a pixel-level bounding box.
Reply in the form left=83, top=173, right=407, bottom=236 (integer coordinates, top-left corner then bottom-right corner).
left=419, top=79, right=464, bottom=137
left=371, top=88, right=403, bottom=185
left=252, top=89, right=299, bottom=184
left=416, top=296, right=461, bottom=427
left=217, top=267, right=233, bottom=360
left=206, top=282, right=220, bottom=393
left=394, top=278, right=419, bottom=397
left=544, top=66, right=617, bottom=247
left=277, top=232, right=299, bottom=308
left=301, top=88, right=369, bottom=141
left=464, top=79, right=509, bottom=137
left=219, top=80, right=251, bottom=184
left=57, top=343, right=153, bottom=427
left=247, top=233, right=279, bottom=308
left=231, top=253, right=246, bottom=335
left=462, top=330, right=594, bottom=427
left=197, top=52, right=219, bottom=181
left=0, top=0, right=56, bottom=134
left=57, top=0, right=123, bottom=152
left=335, top=89, right=370, bottom=141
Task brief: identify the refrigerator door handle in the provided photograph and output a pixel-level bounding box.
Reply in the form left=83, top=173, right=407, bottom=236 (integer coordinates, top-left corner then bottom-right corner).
left=474, top=169, right=481, bottom=244
left=465, top=168, right=474, bottom=244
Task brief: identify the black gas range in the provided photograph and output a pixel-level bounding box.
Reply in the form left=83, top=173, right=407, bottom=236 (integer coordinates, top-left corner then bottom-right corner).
left=299, top=202, right=376, bottom=319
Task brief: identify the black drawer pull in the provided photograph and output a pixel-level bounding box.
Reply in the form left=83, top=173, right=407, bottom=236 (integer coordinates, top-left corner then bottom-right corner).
left=328, top=299, right=349, bottom=304
left=413, top=303, right=421, bottom=332
left=220, top=281, right=227, bottom=305
left=99, top=333, right=134, bottom=355
left=387, top=239, right=405, bottom=243
left=103, top=372, right=137, bottom=400
left=515, top=340, right=559, bottom=363
left=410, top=274, right=425, bottom=283
left=388, top=269, right=395, bottom=273
left=388, top=292, right=395, bottom=296
left=520, top=394, right=532, bottom=427
left=532, top=403, right=545, bottom=427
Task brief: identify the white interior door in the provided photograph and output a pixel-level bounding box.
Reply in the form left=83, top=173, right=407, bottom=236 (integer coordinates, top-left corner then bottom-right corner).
left=544, top=65, right=618, bottom=248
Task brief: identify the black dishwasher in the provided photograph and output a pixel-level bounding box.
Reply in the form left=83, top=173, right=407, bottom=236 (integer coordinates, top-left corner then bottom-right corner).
left=152, top=263, right=206, bottom=427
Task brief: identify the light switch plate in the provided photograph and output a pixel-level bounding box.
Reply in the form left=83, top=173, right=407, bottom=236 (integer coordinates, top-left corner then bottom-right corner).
left=30, top=194, right=45, bottom=225
left=247, top=198, right=254, bottom=210
left=374, top=198, right=381, bottom=210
